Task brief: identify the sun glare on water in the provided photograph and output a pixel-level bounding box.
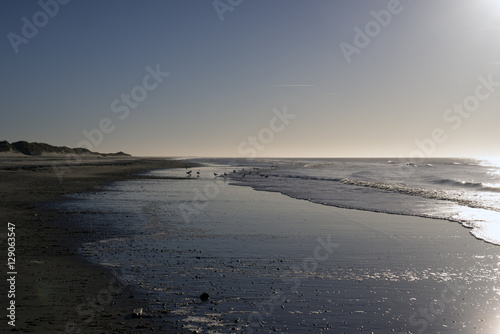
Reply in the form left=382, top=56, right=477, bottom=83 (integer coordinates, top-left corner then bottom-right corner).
left=478, top=157, right=500, bottom=166
left=457, top=159, right=500, bottom=245
left=478, top=158, right=500, bottom=177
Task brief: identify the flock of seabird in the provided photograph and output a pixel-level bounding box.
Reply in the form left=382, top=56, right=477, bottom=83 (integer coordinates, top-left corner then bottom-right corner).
left=185, top=167, right=269, bottom=178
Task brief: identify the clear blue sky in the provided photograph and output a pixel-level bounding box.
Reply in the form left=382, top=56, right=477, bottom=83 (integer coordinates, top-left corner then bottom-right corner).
left=1, top=0, right=500, bottom=157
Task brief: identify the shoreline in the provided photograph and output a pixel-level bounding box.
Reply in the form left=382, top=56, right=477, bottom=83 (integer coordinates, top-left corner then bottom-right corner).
left=2, top=156, right=499, bottom=332
left=70, top=165, right=500, bottom=333
left=232, top=184, right=493, bottom=245
left=0, top=156, right=198, bottom=333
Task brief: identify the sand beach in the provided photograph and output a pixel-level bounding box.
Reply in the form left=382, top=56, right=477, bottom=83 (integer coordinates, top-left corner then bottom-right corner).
left=0, top=156, right=195, bottom=333
left=2, top=157, right=500, bottom=333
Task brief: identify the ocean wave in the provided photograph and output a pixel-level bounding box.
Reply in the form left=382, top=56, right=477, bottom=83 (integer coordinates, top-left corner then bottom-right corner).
left=433, top=178, right=484, bottom=188
left=235, top=175, right=500, bottom=246
left=239, top=172, right=500, bottom=211
left=433, top=178, right=500, bottom=193
left=340, top=178, right=500, bottom=212
left=218, top=157, right=500, bottom=246
left=483, top=183, right=500, bottom=192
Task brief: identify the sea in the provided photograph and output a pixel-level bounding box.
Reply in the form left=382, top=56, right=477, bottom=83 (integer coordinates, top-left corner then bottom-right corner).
left=194, top=157, right=500, bottom=246
left=55, top=157, right=500, bottom=333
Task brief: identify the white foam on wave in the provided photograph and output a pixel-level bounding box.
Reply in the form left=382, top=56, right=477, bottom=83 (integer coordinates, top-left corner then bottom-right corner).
left=222, top=158, right=500, bottom=247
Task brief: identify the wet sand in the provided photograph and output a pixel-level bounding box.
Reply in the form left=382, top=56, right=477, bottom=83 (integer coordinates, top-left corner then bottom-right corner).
left=3, top=158, right=500, bottom=333
left=59, top=166, right=500, bottom=333
left=0, top=156, right=196, bottom=333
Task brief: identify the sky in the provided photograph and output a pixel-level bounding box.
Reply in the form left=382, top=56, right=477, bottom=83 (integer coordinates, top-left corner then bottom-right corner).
left=1, top=0, right=500, bottom=158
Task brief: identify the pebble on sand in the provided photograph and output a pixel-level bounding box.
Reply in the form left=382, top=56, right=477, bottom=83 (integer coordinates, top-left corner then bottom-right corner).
left=199, top=293, right=210, bottom=302
left=132, top=308, right=143, bottom=318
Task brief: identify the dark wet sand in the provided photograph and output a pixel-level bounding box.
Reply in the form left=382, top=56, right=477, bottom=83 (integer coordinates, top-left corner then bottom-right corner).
left=0, top=156, right=196, bottom=333
left=68, top=166, right=500, bottom=333
left=3, top=156, right=500, bottom=333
